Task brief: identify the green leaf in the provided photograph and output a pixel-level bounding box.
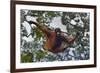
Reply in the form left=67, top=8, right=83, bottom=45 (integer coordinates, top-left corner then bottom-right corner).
left=21, top=52, right=33, bottom=63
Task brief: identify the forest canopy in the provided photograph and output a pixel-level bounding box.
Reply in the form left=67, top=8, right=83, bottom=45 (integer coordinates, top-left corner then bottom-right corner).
left=20, top=9, right=90, bottom=63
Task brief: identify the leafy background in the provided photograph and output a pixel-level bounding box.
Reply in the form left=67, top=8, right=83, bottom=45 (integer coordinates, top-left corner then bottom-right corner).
left=20, top=10, right=90, bottom=63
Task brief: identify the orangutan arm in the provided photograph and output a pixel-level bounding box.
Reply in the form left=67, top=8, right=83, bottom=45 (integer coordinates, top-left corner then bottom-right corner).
left=27, top=21, right=51, bottom=37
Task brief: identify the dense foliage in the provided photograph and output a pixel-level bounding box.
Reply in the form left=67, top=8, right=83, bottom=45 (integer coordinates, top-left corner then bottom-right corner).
left=20, top=10, right=90, bottom=63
